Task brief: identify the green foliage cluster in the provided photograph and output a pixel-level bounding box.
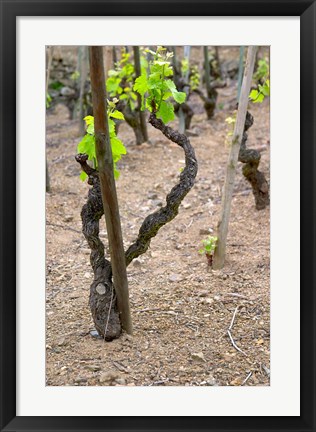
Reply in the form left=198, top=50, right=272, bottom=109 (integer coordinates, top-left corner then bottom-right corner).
left=133, top=46, right=186, bottom=124
left=46, top=93, right=52, bottom=109
left=249, top=80, right=270, bottom=103
left=224, top=111, right=237, bottom=145
left=253, top=58, right=269, bottom=83
left=77, top=99, right=126, bottom=181
left=189, top=64, right=200, bottom=91
left=180, top=59, right=200, bottom=91
left=180, top=58, right=189, bottom=77
left=106, top=49, right=146, bottom=110
left=70, top=70, right=80, bottom=81
left=199, top=236, right=218, bottom=256
left=249, top=58, right=270, bottom=103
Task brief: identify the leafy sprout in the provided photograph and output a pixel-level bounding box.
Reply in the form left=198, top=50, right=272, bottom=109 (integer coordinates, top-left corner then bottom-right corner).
left=133, top=46, right=186, bottom=124
left=77, top=99, right=127, bottom=182
left=199, top=236, right=218, bottom=256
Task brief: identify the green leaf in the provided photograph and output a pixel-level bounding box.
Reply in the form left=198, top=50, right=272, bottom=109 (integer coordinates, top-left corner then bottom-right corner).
left=109, top=110, right=125, bottom=120
left=133, top=74, right=148, bottom=109
left=111, top=136, right=127, bottom=160
left=249, top=89, right=264, bottom=103
left=77, top=134, right=96, bottom=160
left=80, top=171, right=88, bottom=182
left=165, top=79, right=186, bottom=103
left=157, top=100, right=174, bottom=124
left=108, top=118, right=116, bottom=136
left=114, top=165, right=120, bottom=179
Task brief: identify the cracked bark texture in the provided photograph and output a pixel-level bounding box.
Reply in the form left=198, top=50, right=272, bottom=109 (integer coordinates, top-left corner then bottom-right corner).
left=238, top=111, right=270, bottom=210
left=76, top=113, right=198, bottom=340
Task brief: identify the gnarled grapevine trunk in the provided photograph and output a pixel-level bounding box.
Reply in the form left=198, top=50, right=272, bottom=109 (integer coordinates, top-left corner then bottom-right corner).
left=238, top=111, right=270, bottom=210
left=76, top=113, right=198, bottom=340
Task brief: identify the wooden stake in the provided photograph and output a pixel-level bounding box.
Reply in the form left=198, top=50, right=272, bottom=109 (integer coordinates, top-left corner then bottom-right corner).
left=89, top=46, right=133, bottom=334
left=133, top=46, right=148, bottom=142
left=74, top=46, right=89, bottom=134
left=213, top=46, right=257, bottom=270
left=45, top=46, right=53, bottom=193
left=203, top=46, right=211, bottom=96
left=179, top=45, right=190, bottom=134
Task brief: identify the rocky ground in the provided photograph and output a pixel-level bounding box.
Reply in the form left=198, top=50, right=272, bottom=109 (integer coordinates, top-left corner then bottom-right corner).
left=46, top=50, right=270, bottom=387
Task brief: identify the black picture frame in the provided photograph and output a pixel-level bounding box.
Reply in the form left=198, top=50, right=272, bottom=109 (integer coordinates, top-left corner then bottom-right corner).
left=1, top=1, right=315, bottom=431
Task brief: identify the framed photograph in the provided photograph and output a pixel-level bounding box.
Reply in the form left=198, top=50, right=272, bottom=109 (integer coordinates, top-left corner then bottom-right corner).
left=1, top=1, right=315, bottom=431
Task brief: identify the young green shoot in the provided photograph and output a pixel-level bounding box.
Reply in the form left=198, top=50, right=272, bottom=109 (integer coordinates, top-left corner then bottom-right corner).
left=77, top=98, right=126, bottom=181
left=199, top=236, right=218, bottom=266
left=133, top=46, right=186, bottom=124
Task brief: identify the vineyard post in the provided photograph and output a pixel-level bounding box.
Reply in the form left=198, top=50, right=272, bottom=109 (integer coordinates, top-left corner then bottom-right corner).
left=203, top=46, right=211, bottom=96
left=133, top=46, right=148, bottom=142
left=213, top=46, right=257, bottom=270
left=45, top=46, right=53, bottom=193
left=89, top=46, right=133, bottom=334
left=75, top=46, right=89, bottom=135
left=237, top=46, right=245, bottom=102
left=179, top=45, right=190, bottom=134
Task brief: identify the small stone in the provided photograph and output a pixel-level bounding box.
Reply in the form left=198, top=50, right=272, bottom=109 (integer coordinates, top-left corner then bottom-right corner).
left=197, top=290, right=209, bottom=297
left=147, top=192, right=158, bottom=200
left=182, top=202, right=191, bottom=209
left=96, top=283, right=106, bottom=295
left=75, top=377, right=87, bottom=384
left=99, top=371, right=119, bottom=384
left=86, top=364, right=101, bottom=372
left=206, top=375, right=217, bottom=386
left=115, top=377, right=126, bottom=385
left=186, top=129, right=199, bottom=137
left=191, top=352, right=206, bottom=362
left=168, top=273, right=182, bottom=283
left=230, top=377, right=242, bottom=386
left=64, top=215, right=73, bottom=222
left=151, top=199, right=163, bottom=208
left=132, top=258, right=142, bottom=266
left=57, top=338, right=67, bottom=346
left=60, top=86, right=75, bottom=96
left=84, top=272, right=91, bottom=279
left=90, top=329, right=101, bottom=338
left=199, top=228, right=213, bottom=235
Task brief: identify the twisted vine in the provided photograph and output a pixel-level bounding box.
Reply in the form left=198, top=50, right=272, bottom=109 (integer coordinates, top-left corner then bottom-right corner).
left=76, top=113, right=198, bottom=339
left=238, top=111, right=270, bottom=210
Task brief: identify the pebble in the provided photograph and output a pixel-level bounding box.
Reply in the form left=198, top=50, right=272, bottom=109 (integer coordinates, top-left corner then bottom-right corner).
left=182, top=202, right=191, bottom=209
left=99, top=371, right=119, bottom=384
left=191, top=352, right=206, bottom=362
left=132, top=258, right=142, bottom=266
left=90, top=329, right=101, bottom=338
left=199, top=228, right=213, bottom=235
left=151, top=199, right=163, bottom=208
left=147, top=192, right=158, bottom=200
left=168, top=273, right=183, bottom=283
left=75, top=377, right=87, bottom=384
left=96, top=283, right=106, bottom=295
left=86, top=364, right=101, bottom=372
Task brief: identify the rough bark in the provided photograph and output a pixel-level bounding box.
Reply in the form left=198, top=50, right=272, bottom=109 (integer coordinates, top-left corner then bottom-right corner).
left=75, top=154, right=121, bottom=340
left=238, top=111, right=270, bottom=210
left=122, top=104, right=146, bottom=145
left=125, top=113, right=198, bottom=265
left=75, top=113, right=198, bottom=339
left=194, top=80, right=226, bottom=120
left=133, top=46, right=148, bottom=143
